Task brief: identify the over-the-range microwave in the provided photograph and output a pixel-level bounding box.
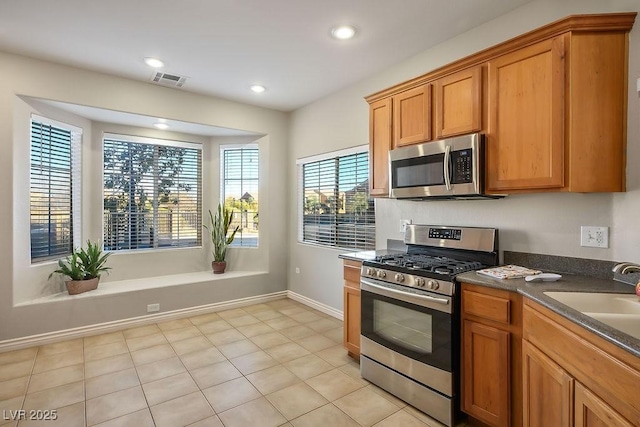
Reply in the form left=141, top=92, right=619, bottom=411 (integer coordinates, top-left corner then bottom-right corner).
left=389, top=133, right=503, bottom=200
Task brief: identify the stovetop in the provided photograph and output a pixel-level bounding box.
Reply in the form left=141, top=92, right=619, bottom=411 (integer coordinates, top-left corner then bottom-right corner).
left=363, top=254, right=486, bottom=281
left=360, top=225, right=498, bottom=295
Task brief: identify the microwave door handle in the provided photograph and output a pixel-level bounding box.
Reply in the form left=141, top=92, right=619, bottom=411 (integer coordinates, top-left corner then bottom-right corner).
left=443, top=145, right=452, bottom=191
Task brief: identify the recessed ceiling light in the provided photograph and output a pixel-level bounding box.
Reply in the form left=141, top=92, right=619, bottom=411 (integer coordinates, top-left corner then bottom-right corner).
left=144, top=57, right=165, bottom=68
left=153, top=122, right=169, bottom=130
left=331, top=25, right=357, bottom=40
left=250, top=85, right=266, bottom=93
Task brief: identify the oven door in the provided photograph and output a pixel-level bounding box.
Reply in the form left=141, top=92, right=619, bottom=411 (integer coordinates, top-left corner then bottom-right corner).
left=360, top=278, right=454, bottom=373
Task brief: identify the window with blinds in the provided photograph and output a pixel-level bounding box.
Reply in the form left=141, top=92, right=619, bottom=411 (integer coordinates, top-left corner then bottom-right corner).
left=103, top=134, right=202, bottom=251
left=299, top=148, right=375, bottom=250
left=30, top=117, right=82, bottom=262
left=221, top=146, right=259, bottom=247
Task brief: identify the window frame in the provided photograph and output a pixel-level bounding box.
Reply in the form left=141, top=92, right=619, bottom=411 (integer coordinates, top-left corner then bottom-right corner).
left=220, top=144, right=259, bottom=248
left=102, top=133, right=203, bottom=253
left=29, top=114, right=82, bottom=263
left=297, top=145, right=375, bottom=251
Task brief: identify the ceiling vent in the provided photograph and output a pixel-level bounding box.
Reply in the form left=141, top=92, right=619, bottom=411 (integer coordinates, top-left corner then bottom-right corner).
left=150, top=71, right=188, bottom=88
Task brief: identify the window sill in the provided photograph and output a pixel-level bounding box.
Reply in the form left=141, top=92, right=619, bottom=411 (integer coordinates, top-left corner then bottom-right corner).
left=15, top=270, right=268, bottom=307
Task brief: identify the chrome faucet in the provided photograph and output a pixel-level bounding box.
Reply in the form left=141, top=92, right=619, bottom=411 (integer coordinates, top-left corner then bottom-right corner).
left=612, top=262, right=640, bottom=274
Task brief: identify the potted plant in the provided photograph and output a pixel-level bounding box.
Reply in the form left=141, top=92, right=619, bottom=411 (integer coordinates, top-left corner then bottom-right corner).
left=49, top=240, right=111, bottom=295
left=204, top=203, right=239, bottom=274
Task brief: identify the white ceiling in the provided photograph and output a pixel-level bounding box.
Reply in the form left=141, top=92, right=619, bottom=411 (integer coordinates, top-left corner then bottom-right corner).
left=0, top=0, right=534, bottom=112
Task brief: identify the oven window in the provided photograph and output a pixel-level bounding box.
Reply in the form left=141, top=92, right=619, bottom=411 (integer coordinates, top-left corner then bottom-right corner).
left=373, top=300, right=433, bottom=353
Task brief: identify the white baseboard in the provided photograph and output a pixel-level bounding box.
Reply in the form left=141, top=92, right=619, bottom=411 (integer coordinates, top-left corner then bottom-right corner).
left=0, top=291, right=288, bottom=353
left=287, top=291, right=343, bottom=321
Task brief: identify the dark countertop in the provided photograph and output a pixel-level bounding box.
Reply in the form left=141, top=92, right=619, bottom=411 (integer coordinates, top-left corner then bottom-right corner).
left=338, top=249, right=404, bottom=262
left=457, top=271, right=639, bottom=358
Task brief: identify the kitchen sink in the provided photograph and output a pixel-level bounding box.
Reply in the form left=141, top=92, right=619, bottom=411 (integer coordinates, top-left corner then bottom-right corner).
left=543, top=292, right=640, bottom=340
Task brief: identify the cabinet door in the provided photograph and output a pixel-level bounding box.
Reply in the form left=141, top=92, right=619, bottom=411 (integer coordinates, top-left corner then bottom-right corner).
left=462, top=320, right=510, bottom=427
left=575, top=382, right=634, bottom=427
left=522, top=340, right=573, bottom=427
left=369, top=97, right=392, bottom=197
left=343, top=285, right=361, bottom=357
left=487, top=36, right=565, bottom=191
left=435, top=67, right=482, bottom=138
left=393, top=84, right=432, bottom=147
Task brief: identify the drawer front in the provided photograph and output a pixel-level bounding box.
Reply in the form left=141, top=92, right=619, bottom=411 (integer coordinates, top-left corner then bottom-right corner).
left=462, top=289, right=511, bottom=324
left=343, top=260, right=362, bottom=286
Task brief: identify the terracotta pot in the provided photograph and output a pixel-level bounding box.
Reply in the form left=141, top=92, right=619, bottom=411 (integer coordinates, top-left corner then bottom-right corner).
left=65, top=277, right=99, bottom=295
left=212, top=261, right=227, bottom=274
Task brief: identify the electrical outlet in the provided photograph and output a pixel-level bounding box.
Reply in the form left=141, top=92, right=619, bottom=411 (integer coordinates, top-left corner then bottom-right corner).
left=400, top=219, right=412, bottom=233
left=147, top=303, right=160, bottom=313
left=295, top=267, right=300, bottom=274
left=580, top=226, right=609, bottom=248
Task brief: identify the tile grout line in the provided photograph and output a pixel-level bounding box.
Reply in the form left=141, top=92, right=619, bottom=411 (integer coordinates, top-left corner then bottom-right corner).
left=130, top=324, right=156, bottom=427
left=4, top=300, right=443, bottom=427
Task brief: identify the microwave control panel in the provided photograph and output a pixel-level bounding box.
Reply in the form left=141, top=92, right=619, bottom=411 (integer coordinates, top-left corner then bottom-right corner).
left=451, top=149, right=472, bottom=183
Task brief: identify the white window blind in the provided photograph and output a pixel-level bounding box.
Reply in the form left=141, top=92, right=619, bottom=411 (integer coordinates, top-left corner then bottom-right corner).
left=103, top=134, right=202, bottom=251
left=221, top=146, right=259, bottom=247
left=298, top=148, right=375, bottom=250
left=30, top=116, right=82, bottom=262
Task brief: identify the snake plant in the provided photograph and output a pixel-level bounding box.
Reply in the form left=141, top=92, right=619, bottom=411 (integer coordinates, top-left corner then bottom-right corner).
left=204, top=203, right=239, bottom=262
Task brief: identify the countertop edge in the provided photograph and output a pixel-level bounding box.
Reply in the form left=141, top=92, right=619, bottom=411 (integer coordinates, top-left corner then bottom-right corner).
left=457, top=271, right=640, bottom=359
left=338, top=249, right=404, bottom=262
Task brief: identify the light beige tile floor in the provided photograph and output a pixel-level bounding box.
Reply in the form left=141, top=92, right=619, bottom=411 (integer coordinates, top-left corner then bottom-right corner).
left=0, top=298, right=468, bottom=427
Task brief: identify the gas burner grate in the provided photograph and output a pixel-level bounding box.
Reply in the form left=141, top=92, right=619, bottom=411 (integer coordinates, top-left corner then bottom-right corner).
left=372, top=254, right=485, bottom=276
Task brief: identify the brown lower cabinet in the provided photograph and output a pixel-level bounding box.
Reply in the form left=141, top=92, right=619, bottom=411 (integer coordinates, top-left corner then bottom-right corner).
left=523, top=299, right=640, bottom=427
left=460, top=283, right=522, bottom=427
left=522, top=339, right=573, bottom=427
left=342, top=259, right=362, bottom=359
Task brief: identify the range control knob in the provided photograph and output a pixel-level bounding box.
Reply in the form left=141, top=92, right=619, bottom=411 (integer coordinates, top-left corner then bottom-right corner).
left=427, top=280, right=440, bottom=290
left=377, top=270, right=386, bottom=279
left=395, top=273, right=405, bottom=283
left=365, top=268, right=374, bottom=276
left=415, top=278, right=426, bottom=287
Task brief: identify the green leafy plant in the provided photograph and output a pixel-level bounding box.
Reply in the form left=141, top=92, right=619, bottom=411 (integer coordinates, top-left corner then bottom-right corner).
left=49, top=240, right=111, bottom=281
left=204, top=203, right=239, bottom=262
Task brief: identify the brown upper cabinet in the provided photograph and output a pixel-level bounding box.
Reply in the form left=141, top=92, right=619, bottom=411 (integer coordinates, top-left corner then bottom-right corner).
left=487, top=29, right=631, bottom=193
left=393, top=84, right=432, bottom=148
left=435, top=66, right=482, bottom=139
left=392, top=68, right=483, bottom=148
left=369, top=97, right=392, bottom=197
left=486, top=36, right=566, bottom=191
left=366, top=13, right=636, bottom=197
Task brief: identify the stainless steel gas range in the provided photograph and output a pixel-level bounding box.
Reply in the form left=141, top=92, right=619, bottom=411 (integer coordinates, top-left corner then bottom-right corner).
left=360, top=224, right=498, bottom=427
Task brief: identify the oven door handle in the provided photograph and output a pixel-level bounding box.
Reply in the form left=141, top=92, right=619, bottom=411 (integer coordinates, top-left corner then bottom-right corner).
left=360, top=279, right=451, bottom=313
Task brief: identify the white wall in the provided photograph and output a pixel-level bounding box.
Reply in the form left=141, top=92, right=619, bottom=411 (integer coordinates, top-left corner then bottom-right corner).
left=0, top=52, right=289, bottom=341
left=287, top=0, right=640, bottom=311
